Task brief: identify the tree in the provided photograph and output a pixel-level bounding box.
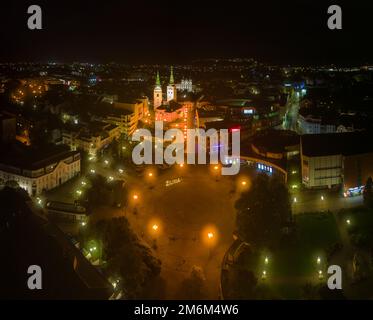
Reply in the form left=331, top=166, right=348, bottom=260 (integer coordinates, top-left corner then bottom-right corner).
left=176, top=266, right=207, bottom=299
left=87, top=217, right=161, bottom=299
left=363, top=177, right=373, bottom=208
left=226, top=268, right=258, bottom=299
left=235, top=173, right=291, bottom=248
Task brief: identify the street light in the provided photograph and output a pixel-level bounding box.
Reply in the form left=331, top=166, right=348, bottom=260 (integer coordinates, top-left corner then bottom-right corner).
left=262, top=270, right=267, bottom=280
left=81, top=221, right=86, bottom=227
left=321, top=195, right=324, bottom=201
left=265, top=256, right=269, bottom=265
left=207, top=232, right=214, bottom=239
left=118, top=168, right=124, bottom=174
left=317, top=257, right=321, bottom=264
left=293, top=197, right=297, bottom=203
left=133, top=194, right=138, bottom=200
left=90, top=169, right=95, bottom=174
left=346, top=219, right=351, bottom=225
left=148, top=172, right=153, bottom=177
left=214, top=166, right=219, bottom=171
left=242, top=181, right=247, bottom=186
left=104, top=160, right=109, bottom=165
left=152, top=224, right=159, bottom=231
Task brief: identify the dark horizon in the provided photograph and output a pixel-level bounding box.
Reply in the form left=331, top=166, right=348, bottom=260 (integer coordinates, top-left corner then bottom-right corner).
left=1, top=1, right=373, bottom=65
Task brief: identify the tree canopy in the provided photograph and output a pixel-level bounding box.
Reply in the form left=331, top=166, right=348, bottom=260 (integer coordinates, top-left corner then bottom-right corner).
left=235, top=173, right=292, bottom=248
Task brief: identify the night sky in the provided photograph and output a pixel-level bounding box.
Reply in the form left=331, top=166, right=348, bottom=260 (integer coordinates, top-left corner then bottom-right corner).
left=1, top=0, right=373, bottom=65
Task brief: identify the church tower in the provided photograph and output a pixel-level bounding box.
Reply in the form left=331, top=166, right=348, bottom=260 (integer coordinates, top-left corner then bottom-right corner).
left=153, top=71, right=162, bottom=109
left=167, top=66, right=177, bottom=102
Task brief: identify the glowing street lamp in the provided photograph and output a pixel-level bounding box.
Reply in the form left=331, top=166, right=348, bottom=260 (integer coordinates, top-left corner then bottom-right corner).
left=152, top=224, right=159, bottom=231
left=346, top=219, right=351, bottom=225
left=76, top=190, right=82, bottom=196
left=207, top=232, right=214, bottom=239
left=81, top=221, right=86, bottom=227
left=262, top=270, right=267, bottom=280
left=318, top=270, right=324, bottom=279
left=317, top=257, right=321, bottom=264
left=90, top=169, right=96, bottom=174
left=214, top=166, right=219, bottom=171
left=242, top=181, right=247, bottom=186
left=265, top=257, right=269, bottom=265
left=321, top=195, right=324, bottom=201
left=148, top=172, right=153, bottom=177
left=118, top=168, right=124, bottom=174
left=293, top=197, right=297, bottom=203
left=104, top=160, right=109, bottom=165
left=133, top=194, right=139, bottom=200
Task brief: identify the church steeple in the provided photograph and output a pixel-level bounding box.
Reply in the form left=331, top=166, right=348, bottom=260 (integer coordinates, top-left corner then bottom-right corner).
left=154, top=71, right=162, bottom=109
left=155, top=71, right=161, bottom=86
left=169, top=66, right=174, bottom=85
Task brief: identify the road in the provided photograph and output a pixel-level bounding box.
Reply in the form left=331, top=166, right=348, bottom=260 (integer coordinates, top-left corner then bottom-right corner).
left=283, top=91, right=300, bottom=132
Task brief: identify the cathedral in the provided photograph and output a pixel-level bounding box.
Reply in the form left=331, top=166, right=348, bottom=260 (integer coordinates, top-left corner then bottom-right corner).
left=153, top=67, right=177, bottom=110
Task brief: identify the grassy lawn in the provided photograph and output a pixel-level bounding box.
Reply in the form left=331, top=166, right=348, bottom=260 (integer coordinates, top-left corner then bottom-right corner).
left=261, top=212, right=341, bottom=298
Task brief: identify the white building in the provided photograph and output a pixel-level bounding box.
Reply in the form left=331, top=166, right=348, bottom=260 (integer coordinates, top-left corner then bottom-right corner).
left=298, top=113, right=336, bottom=134
left=176, top=79, right=193, bottom=92
left=166, top=66, right=177, bottom=102
left=0, top=144, right=80, bottom=196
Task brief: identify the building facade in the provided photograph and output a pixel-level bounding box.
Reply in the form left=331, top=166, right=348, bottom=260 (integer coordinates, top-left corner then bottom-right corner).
left=0, top=148, right=80, bottom=196
left=301, top=132, right=373, bottom=191
left=62, top=122, right=120, bottom=156
left=166, top=66, right=177, bottom=102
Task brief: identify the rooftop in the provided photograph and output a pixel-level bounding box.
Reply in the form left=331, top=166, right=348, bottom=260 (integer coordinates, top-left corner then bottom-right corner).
left=0, top=142, right=79, bottom=170
left=301, top=131, right=373, bottom=157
